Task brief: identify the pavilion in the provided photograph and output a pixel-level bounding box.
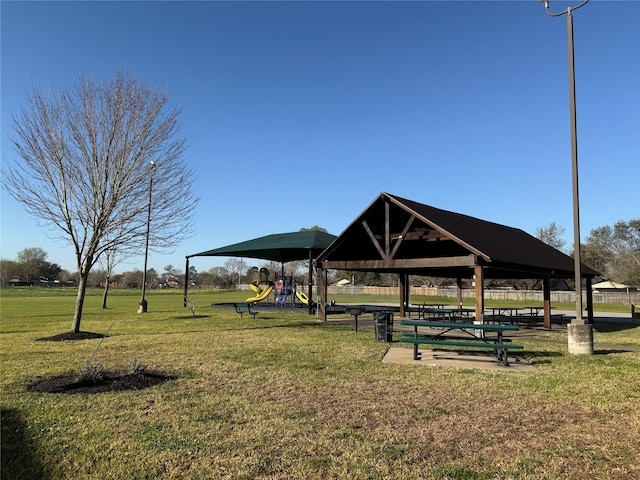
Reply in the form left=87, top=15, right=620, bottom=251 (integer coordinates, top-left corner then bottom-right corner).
left=315, top=192, right=599, bottom=327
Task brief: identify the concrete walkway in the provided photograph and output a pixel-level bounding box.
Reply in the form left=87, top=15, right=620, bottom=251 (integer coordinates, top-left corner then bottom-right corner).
left=382, top=347, right=537, bottom=371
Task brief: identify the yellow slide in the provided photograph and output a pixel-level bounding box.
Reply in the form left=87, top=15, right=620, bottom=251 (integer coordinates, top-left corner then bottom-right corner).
left=295, top=291, right=309, bottom=305
left=249, top=280, right=262, bottom=294
left=246, top=284, right=273, bottom=303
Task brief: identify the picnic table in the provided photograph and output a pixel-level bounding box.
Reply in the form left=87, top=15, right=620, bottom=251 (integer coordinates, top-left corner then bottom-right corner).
left=399, top=319, right=523, bottom=366
left=486, top=306, right=543, bottom=325
left=423, top=307, right=476, bottom=322
left=410, top=303, right=450, bottom=319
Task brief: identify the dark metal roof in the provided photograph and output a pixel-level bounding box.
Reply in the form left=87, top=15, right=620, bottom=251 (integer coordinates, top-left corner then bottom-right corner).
left=188, top=230, right=337, bottom=263
left=317, top=192, right=599, bottom=279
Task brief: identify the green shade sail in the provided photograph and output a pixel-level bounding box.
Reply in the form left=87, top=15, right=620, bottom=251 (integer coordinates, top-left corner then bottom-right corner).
left=188, top=230, right=337, bottom=263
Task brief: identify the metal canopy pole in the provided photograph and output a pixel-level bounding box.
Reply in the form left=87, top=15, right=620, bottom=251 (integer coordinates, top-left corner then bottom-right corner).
left=308, top=250, right=313, bottom=315
left=183, top=256, right=190, bottom=308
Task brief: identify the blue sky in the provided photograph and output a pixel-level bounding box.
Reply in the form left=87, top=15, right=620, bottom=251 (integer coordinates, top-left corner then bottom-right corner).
left=1, top=0, right=638, bottom=275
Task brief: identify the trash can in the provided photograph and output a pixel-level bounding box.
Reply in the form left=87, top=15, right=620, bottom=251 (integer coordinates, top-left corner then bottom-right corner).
left=374, top=311, right=394, bottom=342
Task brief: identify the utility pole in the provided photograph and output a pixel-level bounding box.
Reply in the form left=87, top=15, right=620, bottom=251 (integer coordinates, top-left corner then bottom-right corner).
left=538, top=0, right=593, bottom=354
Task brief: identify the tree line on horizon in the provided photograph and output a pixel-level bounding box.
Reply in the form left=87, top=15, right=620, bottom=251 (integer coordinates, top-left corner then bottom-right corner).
left=2, top=218, right=639, bottom=290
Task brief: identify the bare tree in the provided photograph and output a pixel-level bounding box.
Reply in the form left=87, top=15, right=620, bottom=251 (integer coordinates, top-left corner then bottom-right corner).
left=3, top=72, right=198, bottom=332
left=536, top=222, right=567, bottom=252
left=97, top=245, right=129, bottom=309
left=224, top=258, right=244, bottom=287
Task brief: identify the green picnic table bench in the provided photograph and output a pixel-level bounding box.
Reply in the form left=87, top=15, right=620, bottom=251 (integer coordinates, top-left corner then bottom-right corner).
left=234, top=303, right=258, bottom=320
left=399, top=319, right=523, bottom=366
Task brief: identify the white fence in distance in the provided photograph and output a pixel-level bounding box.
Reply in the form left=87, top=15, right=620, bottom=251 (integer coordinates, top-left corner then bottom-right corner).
left=326, top=285, right=639, bottom=305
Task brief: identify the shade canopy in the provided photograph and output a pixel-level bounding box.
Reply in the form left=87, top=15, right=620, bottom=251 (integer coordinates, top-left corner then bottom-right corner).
left=188, top=230, right=337, bottom=263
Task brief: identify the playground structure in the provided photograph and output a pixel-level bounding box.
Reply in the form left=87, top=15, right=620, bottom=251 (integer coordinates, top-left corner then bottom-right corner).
left=296, top=290, right=309, bottom=305
left=246, top=282, right=273, bottom=304
left=187, top=230, right=337, bottom=315
left=245, top=269, right=309, bottom=306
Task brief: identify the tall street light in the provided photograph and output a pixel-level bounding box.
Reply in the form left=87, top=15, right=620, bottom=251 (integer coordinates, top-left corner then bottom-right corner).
left=539, top=0, right=593, bottom=354
left=138, top=160, right=156, bottom=313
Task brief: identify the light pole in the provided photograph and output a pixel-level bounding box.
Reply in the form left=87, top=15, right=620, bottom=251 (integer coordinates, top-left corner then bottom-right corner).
left=539, top=0, right=593, bottom=354
left=138, top=160, right=156, bottom=313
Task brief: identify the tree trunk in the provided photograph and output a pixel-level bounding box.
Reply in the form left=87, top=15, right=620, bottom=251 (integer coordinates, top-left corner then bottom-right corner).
left=102, top=276, right=110, bottom=309
left=71, top=270, right=90, bottom=333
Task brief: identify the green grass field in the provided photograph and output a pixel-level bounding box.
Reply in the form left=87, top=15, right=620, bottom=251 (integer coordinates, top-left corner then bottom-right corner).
left=2, top=288, right=639, bottom=479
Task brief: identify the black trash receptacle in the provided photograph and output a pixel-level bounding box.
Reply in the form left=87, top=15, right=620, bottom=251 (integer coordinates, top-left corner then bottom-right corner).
left=374, top=311, right=394, bottom=342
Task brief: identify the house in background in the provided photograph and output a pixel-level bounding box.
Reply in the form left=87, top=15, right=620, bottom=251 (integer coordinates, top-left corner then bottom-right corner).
left=592, top=281, right=636, bottom=293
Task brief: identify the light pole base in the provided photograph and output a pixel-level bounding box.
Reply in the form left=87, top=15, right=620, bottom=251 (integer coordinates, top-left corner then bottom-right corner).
left=567, top=323, right=593, bottom=355
left=138, top=300, right=148, bottom=313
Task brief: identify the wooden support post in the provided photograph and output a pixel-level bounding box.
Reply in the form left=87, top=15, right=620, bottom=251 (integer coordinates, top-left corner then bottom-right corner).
left=399, top=274, right=406, bottom=317
left=543, top=276, right=552, bottom=329
left=474, top=265, right=484, bottom=323
left=385, top=200, right=390, bottom=259
left=404, top=273, right=410, bottom=310
left=457, top=276, right=463, bottom=308
left=319, top=263, right=327, bottom=321
left=586, top=277, right=594, bottom=324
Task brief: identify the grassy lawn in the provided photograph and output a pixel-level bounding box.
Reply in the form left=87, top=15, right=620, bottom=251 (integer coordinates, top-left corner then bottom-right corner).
left=1, top=288, right=639, bottom=479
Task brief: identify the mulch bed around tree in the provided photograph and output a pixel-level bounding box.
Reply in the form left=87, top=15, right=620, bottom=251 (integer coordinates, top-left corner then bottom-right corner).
left=29, top=331, right=177, bottom=394
left=26, top=371, right=176, bottom=394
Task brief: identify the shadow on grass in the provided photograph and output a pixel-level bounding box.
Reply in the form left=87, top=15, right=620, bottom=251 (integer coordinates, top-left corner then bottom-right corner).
left=220, top=320, right=327, bottom=332
left=524, top=350, right=564, bottom=365
left=595, top=348, right=640, bottom=355
left=528, top=347, right=639, bottom=363
left=172, top=314, right=210, bottom=320
left=112, top=317, right=328, bottom=336
left=593, top=321, right=639, bottom=333
left=1, top=407, right=50, bottom=479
